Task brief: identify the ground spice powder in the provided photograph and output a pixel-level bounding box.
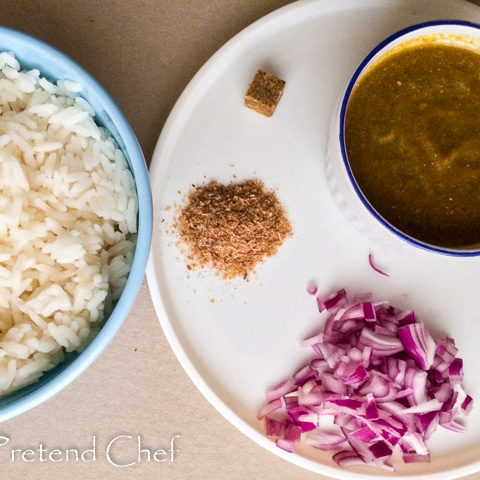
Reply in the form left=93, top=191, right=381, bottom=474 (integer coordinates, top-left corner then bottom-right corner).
left=177, top=179, right=292, bottom=279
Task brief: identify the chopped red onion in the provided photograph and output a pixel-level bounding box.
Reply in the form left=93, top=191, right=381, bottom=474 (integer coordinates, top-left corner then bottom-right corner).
left=306, top=431, right=347, bottom=450
left=449, top=358, right=464, bottom=384
left=276, top=438, right=294, bottom=453
left=369, top=440, right=392, bottom=458
left=307, top=282, right=318, bottom=295
left=365, top=393, right=379, bottom=419
left=461, top=395, right=473, bottom=415
left=287, top=405, right=317, bottom=432
left=436, top=337, right=458, bottom=362
left=332, top=450, right=365, bottom=467
left=403, top=453, right=431, bottom=463
left=317, top=289, right=347, bottom=312
left=402, top=399, right=443, bottom=414
left=353, top=425, right=377, bottom=442
left=265, top=417, right=286, bottom=437
left=398, top=323, right=436, bottom=370
left=368, top=253, right=390, bottom=277
left=266, top=378, right=296, bottom=401
left=284, top=423, right=302, bottom=442
left=260, top=288, right=473, bottom=470
left=258, top=398, right=282, bottom=420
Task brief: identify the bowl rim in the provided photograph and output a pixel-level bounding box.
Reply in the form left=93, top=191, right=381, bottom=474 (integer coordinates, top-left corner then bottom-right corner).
left=0, top=26, right=152, bottom=421
left=339, top=19, right=480, bottom=257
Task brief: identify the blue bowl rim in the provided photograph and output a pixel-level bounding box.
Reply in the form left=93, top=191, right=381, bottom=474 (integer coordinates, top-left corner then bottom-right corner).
left=339, top=19, right=480, bottom=257
left=0, top=26, right=153, bottom=420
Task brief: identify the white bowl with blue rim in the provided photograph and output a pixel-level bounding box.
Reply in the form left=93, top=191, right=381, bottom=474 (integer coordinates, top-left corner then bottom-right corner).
left=0, top=26, right=152, bottom=420
left=326, top=20, right=480, bottom=256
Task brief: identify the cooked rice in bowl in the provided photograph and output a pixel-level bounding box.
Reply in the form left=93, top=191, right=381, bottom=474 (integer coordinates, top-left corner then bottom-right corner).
left=0, top=52, right=137, bottom=395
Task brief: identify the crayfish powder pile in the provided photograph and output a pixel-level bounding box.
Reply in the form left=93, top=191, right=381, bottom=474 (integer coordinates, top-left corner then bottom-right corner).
left=177, top=179, right=291, bottom=279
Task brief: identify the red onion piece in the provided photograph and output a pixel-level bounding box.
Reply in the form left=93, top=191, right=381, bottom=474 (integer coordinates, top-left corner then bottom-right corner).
left=369, top=440, right=392, bottom=458
left=365, top=393, right=379, bottom=419
left=317, top=289, right=347, bottom=312
left=353, top=425, right=378, bottom=442
left=258, top=398, right=282, bottom=420
left=287, top=405, right=317, bottom=432
left=359, top=328, right=403, bottom=355
left=306, top=431, right=347, bottom=450
left=461, top=395, right=473, bottom=415
left=368, top=253, right=390, bottom=277
left=403, top=453, right=431, bottom=463
left=402, top=399, right=442, bottom=414
left=265, top=417, right=286, bottom=437
left=276, top=438, right=294, bottom=453
left=307, top=282, right=318, bottom=295
left=284, top=423, right=302, bottom=442
left=266, top=378, right=296, bottom=401
left=436, top=337, right=458, bottom=362
left=398, top=323, right=436, bottom=370
left=449, top=358, right=464, bottom=384
left=333, top=450, right=365, bottom=467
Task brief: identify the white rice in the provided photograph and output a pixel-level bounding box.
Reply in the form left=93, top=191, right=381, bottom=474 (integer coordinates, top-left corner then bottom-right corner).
left=0, top=52, right=137, bottom=395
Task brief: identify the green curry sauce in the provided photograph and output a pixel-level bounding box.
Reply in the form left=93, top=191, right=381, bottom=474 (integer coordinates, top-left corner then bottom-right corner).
left=345, top=44, right=480, bottom=248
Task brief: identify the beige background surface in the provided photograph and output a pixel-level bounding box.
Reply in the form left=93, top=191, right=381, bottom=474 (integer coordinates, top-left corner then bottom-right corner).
left=0, top=1, right=479, bottom=479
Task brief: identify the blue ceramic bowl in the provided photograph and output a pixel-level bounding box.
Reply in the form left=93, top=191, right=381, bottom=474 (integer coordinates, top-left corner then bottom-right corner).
left=0, top=26, right=152, bottom=420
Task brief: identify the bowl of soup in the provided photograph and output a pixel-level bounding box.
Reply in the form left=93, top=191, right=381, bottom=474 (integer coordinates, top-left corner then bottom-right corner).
left=327, top=20, right=480, bottom=255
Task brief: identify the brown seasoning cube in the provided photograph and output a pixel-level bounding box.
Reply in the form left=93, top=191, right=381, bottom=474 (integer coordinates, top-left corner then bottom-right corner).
left=245, top=70, right=285, bottom=117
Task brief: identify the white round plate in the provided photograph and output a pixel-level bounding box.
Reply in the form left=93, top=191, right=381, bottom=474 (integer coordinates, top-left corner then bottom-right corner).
left=146, top=1, right=480, bottom=478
